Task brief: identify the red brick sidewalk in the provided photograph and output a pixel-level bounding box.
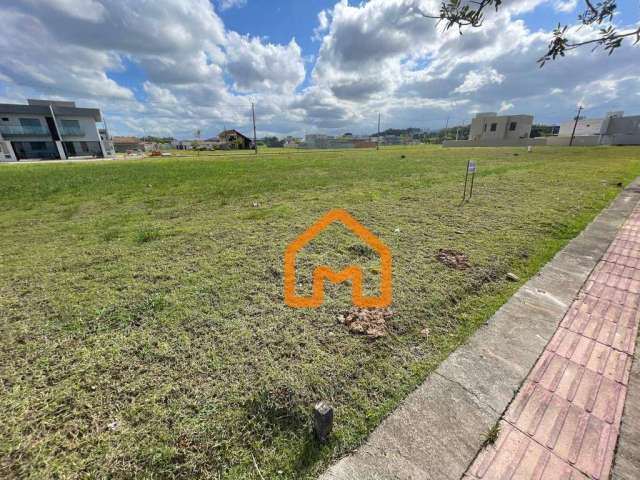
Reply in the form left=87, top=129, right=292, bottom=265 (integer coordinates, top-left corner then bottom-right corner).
left=466, top=208, right=640, bottom=480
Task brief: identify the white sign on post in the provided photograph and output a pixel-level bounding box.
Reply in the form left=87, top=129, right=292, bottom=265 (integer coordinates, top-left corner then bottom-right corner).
left=462, top=160, right=477, bottom=203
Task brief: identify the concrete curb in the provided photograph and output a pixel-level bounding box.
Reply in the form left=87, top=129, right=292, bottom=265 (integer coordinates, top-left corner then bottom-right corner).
left=320, top=178, right=640, bottom=480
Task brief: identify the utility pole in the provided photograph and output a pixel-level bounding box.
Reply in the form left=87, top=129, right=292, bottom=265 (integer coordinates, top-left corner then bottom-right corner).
left=442, top=115, right=450, bottom=144
left=377, top=112, right=381, bottom=151
left=569, top=105, right=583, bottom=147
left=251, top=102, right=257, bottom=155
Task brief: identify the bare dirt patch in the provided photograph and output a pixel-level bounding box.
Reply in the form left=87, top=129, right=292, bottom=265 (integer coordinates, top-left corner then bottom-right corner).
left=338, top=307, right=394, bottom=338
left=436, top=249, right=470, bottom=270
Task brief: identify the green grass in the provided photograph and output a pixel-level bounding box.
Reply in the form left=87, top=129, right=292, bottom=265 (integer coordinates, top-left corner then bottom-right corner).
left=1, top=145, right=639, bottom=479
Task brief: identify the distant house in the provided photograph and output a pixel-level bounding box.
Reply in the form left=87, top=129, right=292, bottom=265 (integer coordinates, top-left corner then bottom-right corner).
left=112, top=136, right=143, bottom=152
left=193, top=140, right=222, bottom=150
left=0, top=99, right=108, bottom=161
left=444, top=112, right=545, bottom=147
left=548, top=111, right=640, bottom=146
left=172, top=140, right=192, bottom=150
left=352, top=139, right=377, bottom=148
left=218, top=129, right=252, bottom=150
left=299, top=133, right=378, bottom=149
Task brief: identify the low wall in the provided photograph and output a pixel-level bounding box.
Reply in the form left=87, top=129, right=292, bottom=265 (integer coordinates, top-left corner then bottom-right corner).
left=443, top=137, right=547, bottom=148
left=444, top=134, right=640, bottom=148
left=608, top=134, right=640, bottom=146
left=546, top=135, right=601, bottom=146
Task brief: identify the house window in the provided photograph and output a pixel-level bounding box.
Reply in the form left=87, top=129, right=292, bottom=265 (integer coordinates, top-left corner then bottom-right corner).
left=61, top=119, right=80, bottom=129
left=29, top=142, right=47, bottom=150
left=1, top=118, right=8, bottom=122
left=19, top=118, right=41, bottom=127
left=490, top=123, right=497, bottom=132
left=80, top=141, right=89, bottom=152
left=509, top=122, right=517, bottom=131
left=483, top=124, right=487, bottom=132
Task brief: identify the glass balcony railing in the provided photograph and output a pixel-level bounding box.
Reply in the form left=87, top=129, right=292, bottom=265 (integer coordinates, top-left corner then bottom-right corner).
left=0, top=125, right=50, bottom=136
left=60, top=127, right=85, bottom=137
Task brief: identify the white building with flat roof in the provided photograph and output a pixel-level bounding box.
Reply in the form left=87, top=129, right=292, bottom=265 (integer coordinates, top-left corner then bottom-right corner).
left=0, top=99, right=108, bottom=161
left=468, top=112, right=534, bottom=142
left=549, top=111, right=640, bottom=146
left=444, top=112, right=544, bottom=147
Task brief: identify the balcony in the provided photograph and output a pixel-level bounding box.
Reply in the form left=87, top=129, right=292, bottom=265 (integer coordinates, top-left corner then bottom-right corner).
left=60, top=127, right=85, bottom=137
left=0, top=125, right=50, bottom=137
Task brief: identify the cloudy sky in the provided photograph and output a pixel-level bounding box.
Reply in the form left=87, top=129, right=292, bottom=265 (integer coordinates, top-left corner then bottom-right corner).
left=1, top=0, right=638, bottom=138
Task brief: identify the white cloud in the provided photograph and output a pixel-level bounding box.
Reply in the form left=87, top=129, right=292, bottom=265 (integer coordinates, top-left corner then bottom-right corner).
left=218, top=0, right=247, bottom=10
left=1, top=0, right=639, bottom=138
left=498, top=101, right=514, bottom=113
left=454, top=68, right=505, bottom=94
left=0, top=0, right=307, bottom=138
left=554, top=0, right=578, bottom=13
left=225, top=33, right=305, bottom=93
left=22, top=0, right=107, bottom=22
left=297, top=0, right=640, bottom=130
left=313, top=9, right=331, bottom=41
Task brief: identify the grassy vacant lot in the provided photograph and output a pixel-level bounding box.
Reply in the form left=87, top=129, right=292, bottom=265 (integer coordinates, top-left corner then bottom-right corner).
left=2, top=145, right=640, bottom=479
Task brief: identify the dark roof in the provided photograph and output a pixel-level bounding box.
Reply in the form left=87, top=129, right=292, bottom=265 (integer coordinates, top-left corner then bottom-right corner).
left=219, top=129, right=251, bottom=141
left=0, top=102, right=102, bottom=122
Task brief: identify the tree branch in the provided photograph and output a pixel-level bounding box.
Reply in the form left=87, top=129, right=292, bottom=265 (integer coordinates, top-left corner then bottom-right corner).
left=419, top=0, right=636, bottom=65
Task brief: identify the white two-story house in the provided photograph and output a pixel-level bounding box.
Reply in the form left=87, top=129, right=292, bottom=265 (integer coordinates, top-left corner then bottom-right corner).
left=0, top=99, right=109, bottom=161
left=444, top=112, right=546, bottom=147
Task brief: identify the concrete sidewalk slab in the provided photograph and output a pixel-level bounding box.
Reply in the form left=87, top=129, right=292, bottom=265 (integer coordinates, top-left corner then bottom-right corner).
left=467, top=206, right=640, bottom=479
left=319, top=179, right=640, bottom=480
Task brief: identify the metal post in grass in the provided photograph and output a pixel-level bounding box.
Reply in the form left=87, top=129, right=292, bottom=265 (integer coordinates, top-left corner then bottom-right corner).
left=195, top=129, right=201, bottom=159
left=469, top=161, right=476, bottom=199
left=462, top=160, right=470, bottom=203
left=377, top=112, right=381, bottom=151
left=462, top=160, right=477, bottom=202
left=252, top=102, right=258, bottom=155
left=313, top=401, right=333, bottom=443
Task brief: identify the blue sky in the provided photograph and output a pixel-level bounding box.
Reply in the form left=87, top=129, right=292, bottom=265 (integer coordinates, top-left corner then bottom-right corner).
left=1, top=0, right=638, bottom=139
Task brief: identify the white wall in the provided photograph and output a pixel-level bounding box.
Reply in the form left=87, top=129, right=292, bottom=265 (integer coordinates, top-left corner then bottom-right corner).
left=469, top=115, right=532, bottom=141
left=558, top=118, right=604, bottom=137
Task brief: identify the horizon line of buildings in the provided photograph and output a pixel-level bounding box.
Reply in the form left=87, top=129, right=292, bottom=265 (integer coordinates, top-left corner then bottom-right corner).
left=2, top=98, right=640, bottom=161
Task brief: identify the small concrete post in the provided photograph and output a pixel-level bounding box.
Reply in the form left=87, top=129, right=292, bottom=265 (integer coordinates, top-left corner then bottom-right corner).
left=313, top=401, right=333, bottom=443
